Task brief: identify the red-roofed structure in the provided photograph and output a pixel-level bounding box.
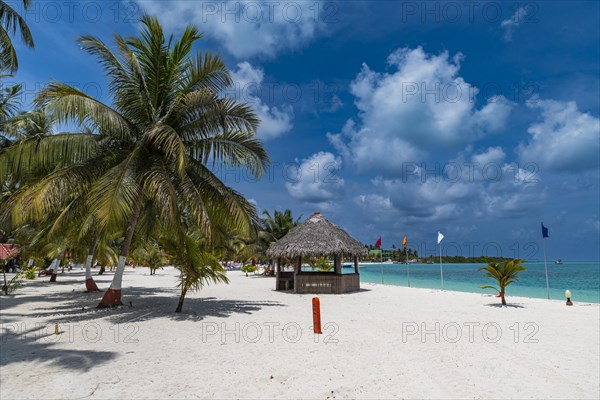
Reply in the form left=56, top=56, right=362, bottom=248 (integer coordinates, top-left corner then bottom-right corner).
left=0, top=244, right=20, bottom=260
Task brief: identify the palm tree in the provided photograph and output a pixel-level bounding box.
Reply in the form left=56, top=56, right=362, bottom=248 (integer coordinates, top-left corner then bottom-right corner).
left=260, top=209, right=300, bottom=243
left=480, top=259, right=527, bottom=305
left=0, top=108, right=93, bottom=204
left=25, top=233, right=79, bottom=282
left=0, top=109, right=109, bottom=291
left=27, top=15, right=268, bottom=307
left=0, top=83, right=22, bottom=137
left=0, top=0, right=34, bottom=73
left=130, top=239, right=167, bottom=275
left=161, top=231, right=228, bottom=313
left=255, top=209, right=300, bottom=272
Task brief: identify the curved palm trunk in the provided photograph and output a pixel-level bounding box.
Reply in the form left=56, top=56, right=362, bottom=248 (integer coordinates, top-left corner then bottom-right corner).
left=85, top=255, right=100, bottom=291
left=85, top=234, right=100, bottom=291
left=175, top=286, right=188, bottom=313
left=49, top=259, right=60, bottom=282
left=98, top=205, right=141, bottom=308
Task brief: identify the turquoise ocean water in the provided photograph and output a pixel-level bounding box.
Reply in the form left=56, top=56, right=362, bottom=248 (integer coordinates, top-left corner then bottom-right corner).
left=354, top=261, right=600, bottom=303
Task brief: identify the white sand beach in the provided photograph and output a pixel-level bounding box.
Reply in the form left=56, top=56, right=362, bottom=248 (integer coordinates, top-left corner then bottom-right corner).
left=1, top=268, right=599, bottom=399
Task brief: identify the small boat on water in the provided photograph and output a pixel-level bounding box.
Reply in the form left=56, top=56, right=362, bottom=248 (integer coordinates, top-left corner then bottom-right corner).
left=555, top=259, right=563, bottom=265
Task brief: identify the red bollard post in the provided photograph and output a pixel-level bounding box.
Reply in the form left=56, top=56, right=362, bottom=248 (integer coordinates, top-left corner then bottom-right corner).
left=312, top=297, right=322, bottom=334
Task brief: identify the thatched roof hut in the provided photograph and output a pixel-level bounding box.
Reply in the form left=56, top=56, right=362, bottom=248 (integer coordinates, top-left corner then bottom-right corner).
left=267, top=212, right=367, bottom=258
left=268, top=212, right=366, bottom=294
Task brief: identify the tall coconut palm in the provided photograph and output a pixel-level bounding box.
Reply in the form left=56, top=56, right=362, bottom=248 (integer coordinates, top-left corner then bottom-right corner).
left=28, top=15, right=268, bottom=307
left=480, top=259, right=527, bottom=305
left=0, top=0, right=34, bottom=73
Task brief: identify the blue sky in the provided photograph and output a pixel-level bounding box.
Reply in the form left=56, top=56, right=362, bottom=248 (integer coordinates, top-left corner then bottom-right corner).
left=9, top=0, right=600, bottom=260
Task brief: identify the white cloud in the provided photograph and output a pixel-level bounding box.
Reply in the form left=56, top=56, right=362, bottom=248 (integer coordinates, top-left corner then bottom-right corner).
left=355, top=194, right=393, bottom=210
left=472, top=146, right=506, bottom=166
left=501, top=7, right=528, bottom=42
left=328, top=47, right=514, bottom=175
left=518, top=99, right=600, bottom=172
left=135, top=0, right=326, bottom=59
left=230, top=62, right=294, bottom=139
left=286, top=152, right=345, bottom=203
left=351, top=149, right=542, bottom=223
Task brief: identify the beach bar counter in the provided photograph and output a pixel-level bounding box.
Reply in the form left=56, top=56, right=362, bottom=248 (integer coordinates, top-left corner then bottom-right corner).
left=267, top=212, right=367, bottom=294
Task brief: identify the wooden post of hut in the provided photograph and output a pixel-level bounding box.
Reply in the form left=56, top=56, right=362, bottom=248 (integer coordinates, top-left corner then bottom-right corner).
left=334, top=254, right=341, bottom=274
left=294, top=256, right=301, bottom=293
left=267, top=212, right=366, bottom=294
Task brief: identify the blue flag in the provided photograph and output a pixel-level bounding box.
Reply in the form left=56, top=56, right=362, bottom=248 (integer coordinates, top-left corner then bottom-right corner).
left=541, top=222, right=549, bottom=238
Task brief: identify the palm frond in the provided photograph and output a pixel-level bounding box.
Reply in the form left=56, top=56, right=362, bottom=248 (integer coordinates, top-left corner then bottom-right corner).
left=35, top=82, right=133, bottom=141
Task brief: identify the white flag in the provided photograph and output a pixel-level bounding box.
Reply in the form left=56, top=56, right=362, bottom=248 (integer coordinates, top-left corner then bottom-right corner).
left=437, top=231, right=444, bottom=244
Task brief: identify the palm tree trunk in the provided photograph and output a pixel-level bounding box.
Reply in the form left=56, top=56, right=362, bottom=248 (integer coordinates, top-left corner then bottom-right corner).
left=501, top=292, right=506, bottom=306
left=85, top=233, right=100, bottom=292
left=175, top=286, right=188, bottom=313
left=49, top=259, right=60, bottom=282
left=98, top=205, right=141, bottom=308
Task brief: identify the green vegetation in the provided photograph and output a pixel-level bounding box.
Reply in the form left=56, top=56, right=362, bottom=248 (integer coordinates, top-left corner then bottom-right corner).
left=241, top=265, right=257, bottom=276
left=162, top=232, right=228, bottom=313
left=308, top=256, right=333, bottom=272
left=131, top=241, right=167, bottom=276
left=1, top=269, right=22, bottom=295
left=0, top=16, right=269, bottom=311
left=479, top=259, right=527, bottom=305
left=0, top=0, right=34, bottom=73
left=23, top=266, right=36, bottom=279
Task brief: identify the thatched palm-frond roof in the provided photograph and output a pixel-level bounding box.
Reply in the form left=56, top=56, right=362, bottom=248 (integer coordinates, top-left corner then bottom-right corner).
left=267, top=212, right=367, bottom=258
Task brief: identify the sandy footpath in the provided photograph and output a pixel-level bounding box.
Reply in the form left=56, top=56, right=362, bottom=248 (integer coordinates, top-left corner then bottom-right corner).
left=1, top=267, right=599, bottom=399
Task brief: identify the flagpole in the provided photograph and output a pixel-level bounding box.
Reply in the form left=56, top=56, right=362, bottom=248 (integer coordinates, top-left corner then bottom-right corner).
left=439, top=242, right=444, bottom=290
left=380, top=246, right=384, bottom=284
left=406, top=246, right=410, bottom=287
left=542, top=236, right=550, bottom=300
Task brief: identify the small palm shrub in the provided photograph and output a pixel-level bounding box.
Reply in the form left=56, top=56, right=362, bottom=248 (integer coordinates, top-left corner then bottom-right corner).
left=480, top=259, right=527, bottom=305
left=241, top=264, right=257, bottom=276
left=24, top=267, right=36, bottom=279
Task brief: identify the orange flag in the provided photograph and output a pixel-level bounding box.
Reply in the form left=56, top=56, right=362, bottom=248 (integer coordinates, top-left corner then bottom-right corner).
left=402, top=236, right=407, bottom=247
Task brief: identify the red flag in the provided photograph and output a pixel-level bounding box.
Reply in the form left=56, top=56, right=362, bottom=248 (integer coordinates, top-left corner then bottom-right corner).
left=375, top=237, right=382, bottom=247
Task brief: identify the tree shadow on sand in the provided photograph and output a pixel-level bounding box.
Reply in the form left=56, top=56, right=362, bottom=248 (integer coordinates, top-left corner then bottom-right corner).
left=485, top=303, right=526, bottom=309
left=1, top=286, right=286, bottom=325
left=0, top=324, right=117, bottom=370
